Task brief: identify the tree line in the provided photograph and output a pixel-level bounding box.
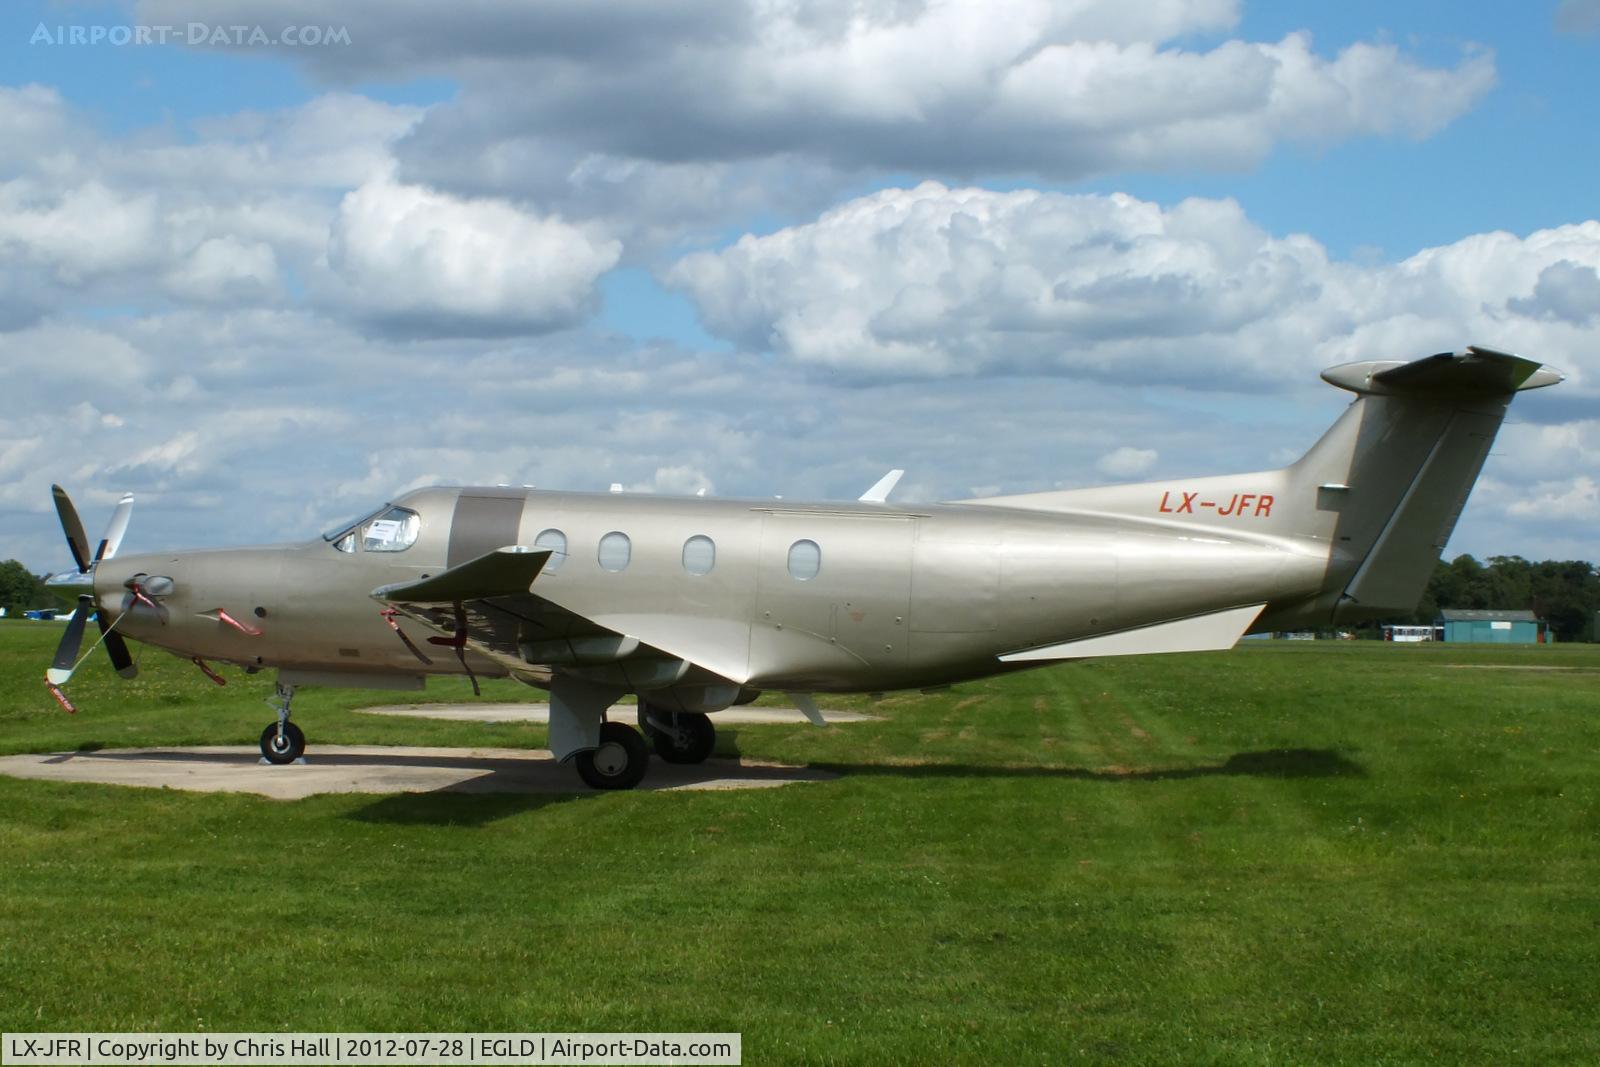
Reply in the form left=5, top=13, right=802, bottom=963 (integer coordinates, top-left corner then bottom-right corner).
left=1400, top=554, right=1599, bottom=642
left=0, top=559, right=51, bottom=616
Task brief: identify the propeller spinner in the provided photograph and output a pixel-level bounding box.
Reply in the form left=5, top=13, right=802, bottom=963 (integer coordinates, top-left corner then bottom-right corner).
left=45, top=485, right=139, bottom=695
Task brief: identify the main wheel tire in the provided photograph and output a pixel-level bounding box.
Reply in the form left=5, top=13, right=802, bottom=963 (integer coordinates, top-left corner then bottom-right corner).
left=260, top=721, right=306, bottom=765
left=638, top=706, right=716, bottom=764
left=574, top=722, right=650, bottom=790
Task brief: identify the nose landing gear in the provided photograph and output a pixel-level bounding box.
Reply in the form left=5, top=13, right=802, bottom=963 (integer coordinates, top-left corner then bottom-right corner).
left=259, top=682, right=305, bottom=764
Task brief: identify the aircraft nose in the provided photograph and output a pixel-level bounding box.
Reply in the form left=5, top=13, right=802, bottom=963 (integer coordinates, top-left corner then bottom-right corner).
left=91, top=556, right=176, bottom=612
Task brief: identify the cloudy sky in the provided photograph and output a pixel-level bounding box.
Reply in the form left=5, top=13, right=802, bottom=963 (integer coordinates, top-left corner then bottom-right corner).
left=2, top=0, right=1597, bottom=573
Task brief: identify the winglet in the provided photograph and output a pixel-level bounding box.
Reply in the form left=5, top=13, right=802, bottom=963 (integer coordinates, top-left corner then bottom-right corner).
left=858, top=469, right=905, bottom=503
left=786, top=691, right=827, bottom=726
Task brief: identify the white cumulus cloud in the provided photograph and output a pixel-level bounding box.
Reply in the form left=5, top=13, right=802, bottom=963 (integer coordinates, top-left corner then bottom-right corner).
left=163, top=236, right=280, bottom=303
left=667, top=182, right=1600, bottom=392
left=1097, top=447, right=1159, bottom=478
left=137, top=1, right=1494, bottom=196
left=324, top=179, right=622, bottom=336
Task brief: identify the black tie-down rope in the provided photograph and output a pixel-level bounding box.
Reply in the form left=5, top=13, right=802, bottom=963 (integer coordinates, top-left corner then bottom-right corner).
left=425, top=601, right=480, bottom=696
left=380, top=608, right=434, bottom=665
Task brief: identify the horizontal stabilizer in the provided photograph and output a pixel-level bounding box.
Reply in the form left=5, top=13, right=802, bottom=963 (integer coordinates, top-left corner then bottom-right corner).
left=372, top=546, right=550, bottom=603
left=999, top=603, right=1266, bottom=663
left=1321, top=346, right=1563, bottom=397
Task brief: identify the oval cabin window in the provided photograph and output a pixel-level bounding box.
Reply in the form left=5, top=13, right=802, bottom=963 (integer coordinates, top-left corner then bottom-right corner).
left=598, top=531, right=631, bottom=572
left=682, top=535, right=716, bottom=576
left=787, top=539, right=821, bottom=581
left=534, top=528, right=567, bottom=573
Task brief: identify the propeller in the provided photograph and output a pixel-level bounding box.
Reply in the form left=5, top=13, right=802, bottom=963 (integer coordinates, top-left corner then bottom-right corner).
left=46, top=485, right=139, bottom=692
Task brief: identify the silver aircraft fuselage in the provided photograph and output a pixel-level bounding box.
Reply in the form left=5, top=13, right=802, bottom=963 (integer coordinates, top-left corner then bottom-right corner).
left=96, top=487, right=1330, bottom=693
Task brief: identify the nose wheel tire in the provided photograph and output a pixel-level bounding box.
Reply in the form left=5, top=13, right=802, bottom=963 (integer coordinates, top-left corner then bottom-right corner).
left=260, top=721, right=306, bottom=765
left=574, top=722, right=650, bottom=790
left=639, top=707, right=716, bottom=764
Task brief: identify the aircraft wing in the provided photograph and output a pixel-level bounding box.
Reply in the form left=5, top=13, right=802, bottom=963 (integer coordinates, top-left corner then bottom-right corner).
left=372, top=546, right=750, bottom=686
left=374, top=545, right=552, bottom=603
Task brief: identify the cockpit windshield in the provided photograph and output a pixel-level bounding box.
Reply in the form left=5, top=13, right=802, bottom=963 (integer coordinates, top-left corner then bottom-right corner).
left=322, top=506, right=387, bottom=543
left=323, top=504, right=421, bottom=554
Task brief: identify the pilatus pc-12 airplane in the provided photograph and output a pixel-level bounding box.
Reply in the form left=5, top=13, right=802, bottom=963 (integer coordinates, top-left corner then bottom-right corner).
left=44, top=347, right=1560, bottom=789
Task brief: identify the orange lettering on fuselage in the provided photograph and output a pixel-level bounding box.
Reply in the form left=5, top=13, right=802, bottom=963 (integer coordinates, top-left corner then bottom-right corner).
left=1160, top=491, right=1273, bottom=518
left=1157, top=490, right=1198, bottom=514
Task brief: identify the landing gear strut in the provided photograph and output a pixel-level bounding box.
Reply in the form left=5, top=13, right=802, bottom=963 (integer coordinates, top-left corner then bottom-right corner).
left=638, top=705, right=716, bottom=764
left=574, top=721, right=650, bottom=790
left=259, top=682, right=305, bottom=765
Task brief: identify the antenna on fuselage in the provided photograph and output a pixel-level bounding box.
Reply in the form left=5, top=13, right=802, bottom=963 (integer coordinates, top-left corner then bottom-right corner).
left=858, top=469, right=905, bottom=503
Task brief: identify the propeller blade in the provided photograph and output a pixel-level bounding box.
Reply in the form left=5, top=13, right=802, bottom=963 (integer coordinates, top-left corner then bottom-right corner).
left=51, top=485, right=91, bottom=574
left=97, top=616, right=138, bottom=679
left=46, top=597, right=92, bottom=686
left=96, top=493, right=134, bottom=562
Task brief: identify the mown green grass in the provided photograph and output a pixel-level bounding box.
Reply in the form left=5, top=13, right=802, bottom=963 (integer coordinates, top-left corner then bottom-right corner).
left=2, top=621, right=1598, bottom=1064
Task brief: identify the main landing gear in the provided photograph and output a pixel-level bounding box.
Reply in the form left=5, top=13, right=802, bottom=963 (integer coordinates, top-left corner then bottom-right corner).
left=259, top=682, right=305, bottom=765
left=543, top=675, right=723, bottom=790
left=574, top=707, right=716, bottom=790
left=574, top=722, right=651, bottom=790
left=638, top=705, right=716, bottom=765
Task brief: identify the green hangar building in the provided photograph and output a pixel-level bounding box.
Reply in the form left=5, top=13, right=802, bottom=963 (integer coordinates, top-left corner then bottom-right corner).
left=1436, top=609, right=1547, bottom=644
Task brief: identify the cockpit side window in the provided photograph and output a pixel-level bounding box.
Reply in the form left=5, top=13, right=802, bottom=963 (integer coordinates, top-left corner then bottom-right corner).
left=361, top=507, right=421, bottom=552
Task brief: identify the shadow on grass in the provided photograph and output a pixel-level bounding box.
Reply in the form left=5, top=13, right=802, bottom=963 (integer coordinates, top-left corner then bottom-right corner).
left=344, top=749, right=1355, bottom=826
left=349, top=790, right=582, bottom=826
left=813, top=748, right=1366, bottom=782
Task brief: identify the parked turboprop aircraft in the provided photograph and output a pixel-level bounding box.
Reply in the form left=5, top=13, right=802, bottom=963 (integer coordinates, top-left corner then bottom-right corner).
left=44, top=347, right=1561, bottom=789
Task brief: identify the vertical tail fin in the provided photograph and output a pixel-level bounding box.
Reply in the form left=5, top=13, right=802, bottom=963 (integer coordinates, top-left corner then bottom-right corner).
left=1289, top=347, right=1562, bottom=620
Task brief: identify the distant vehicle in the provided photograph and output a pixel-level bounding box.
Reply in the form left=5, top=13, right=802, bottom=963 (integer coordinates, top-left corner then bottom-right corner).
left=43, top=346, right=1562, bottom=789
left=1383, top=624, right=1439, bottom=643
left=23, top=609, right=62, bottom=621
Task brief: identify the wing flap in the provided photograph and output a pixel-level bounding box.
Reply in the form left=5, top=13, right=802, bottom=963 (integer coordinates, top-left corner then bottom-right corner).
left=567, top=611, right=753, bottom=685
